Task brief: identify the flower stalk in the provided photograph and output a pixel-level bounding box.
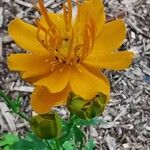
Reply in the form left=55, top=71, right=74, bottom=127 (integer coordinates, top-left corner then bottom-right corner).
left=0, top=90, right=30, bottom=122
left=44, top=139, right=53, bottom=150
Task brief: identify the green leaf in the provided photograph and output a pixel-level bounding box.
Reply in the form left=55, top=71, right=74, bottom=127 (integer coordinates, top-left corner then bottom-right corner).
left=59, top=116, right=77, bottom=145
left=11, top=133, right=48, bottom=150
left=3, top=145, right=10, bottom=150
left=12, top=95, right=22, bottom=113
left=0, top=133, right=19, bottom=147
left=63, top=141, right=75, bottom=150
left=73, top=127, right=85, bottom=144
left=84, top=138, right=95, bottom=150
left=75, top=117, right=106, bottom=126
left=11, top=139, right=34, bottom=150
left=0, top=91, right=23, bottom=117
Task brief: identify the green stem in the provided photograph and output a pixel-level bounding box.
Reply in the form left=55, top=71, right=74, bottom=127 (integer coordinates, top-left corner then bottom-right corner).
left=0, top=90, right=30, bottom=122
left=59, top=120, right=75, bottom=144
left=0, top=90, right=11, bottom=105
left=55, top=138, right=60, bottom=150
left=58, top=114, right=78, bottom=146
left=17, top=111, right=31, bottom=122
left=45, top=140, right=53, bottom=150
left=79, top=141, right=83, bottom=150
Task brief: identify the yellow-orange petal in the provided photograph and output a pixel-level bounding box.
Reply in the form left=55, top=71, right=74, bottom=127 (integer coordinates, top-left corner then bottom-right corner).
left=35, top=65, right=71, bottom=93
left=69, top=64, right=109, bottom=100
left=88, top=19, right=126, bottom=57
left=39, top=13, right=65, bottom=36
left=84, top=51, right=134, bottom=70
left=83, top=64, right=110, bottom=103
left=23, top=75, right=44, bottom=84
left=8, top=18, right=49, bottom=55
left=7, top=54, right=53, bottom=78
left=75, top=0, right=105, bottom=36
left=30, top=86, right=70, bottom=114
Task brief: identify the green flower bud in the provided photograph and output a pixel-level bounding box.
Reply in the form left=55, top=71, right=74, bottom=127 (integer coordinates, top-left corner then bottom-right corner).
left=30, top=112, right=62, bottom=139
left=67, top=93, right=107, bottom=119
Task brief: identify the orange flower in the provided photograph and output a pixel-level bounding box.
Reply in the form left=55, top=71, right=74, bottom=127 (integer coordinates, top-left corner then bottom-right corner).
left=7, top=0, right=134, bottom=114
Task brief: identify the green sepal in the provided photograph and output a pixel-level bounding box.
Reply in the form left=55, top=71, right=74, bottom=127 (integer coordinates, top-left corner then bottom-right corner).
left=30, top=112, right=62, bottom=139
left=67, top=93, right=107, bottom=119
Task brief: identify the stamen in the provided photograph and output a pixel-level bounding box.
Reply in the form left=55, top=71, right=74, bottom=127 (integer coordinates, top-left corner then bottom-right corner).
left=90, top=19, right=97, bottom=35
left=30, top=0, right=71, bottom=67
left=36, top=17, right=64, bottom=62
left=87, top=19, right=97, bottom=53
left=36, top=20, right=56, bottom=55
left=63, top=0, right=72, bottom=31
left=87, top=22, right=94, bottom=51
left=73, top=47, right=80, bottom=62
left=50, top=61, right=56, bottom=64
left=48, top=35, right=56, bottom=50
left=73, top=44, right=84, bottom=63
left=59, top=64, right=65, bottom=72
left=76, top=0, right=80, bottom=17
left=80, top=19, right=97, bottom=60
left=50, top=61, right=63, bottom=72
left=36, top=28, right=47, bottom=49
left=37, top=0, right=60, bottom=37
left=45, top=29, right=51, bottom=47
left=66, top=28, right=75, bottom=62
left=81, top=24, right=91, bottom=60
left=76, top=64, right=82, bottom=72
left=38, top=0, right=54, bottom=29
left=51, top=63, right=56, bottom=71
left=63, top=4, right=68, bottom=31
left=67, top=0, right=72, bottom=27
left=31, top=0, right=40, bottom=12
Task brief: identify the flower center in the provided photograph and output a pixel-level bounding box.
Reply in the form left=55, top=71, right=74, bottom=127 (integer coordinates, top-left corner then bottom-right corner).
left=35, top=0, right=96, bottom=66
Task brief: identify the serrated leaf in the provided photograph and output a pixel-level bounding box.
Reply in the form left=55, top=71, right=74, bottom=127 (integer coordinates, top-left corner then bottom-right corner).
left=0, top=133, right=19, bottom=147
left=59, top=116, right=77, bottom=145
left=73, top=127, right=85, bottom=144
left=11, top=133, right=48, bottom=150
left=0, top=90, right=23, bottom=115
left=11, top=139, right=34, bottom=150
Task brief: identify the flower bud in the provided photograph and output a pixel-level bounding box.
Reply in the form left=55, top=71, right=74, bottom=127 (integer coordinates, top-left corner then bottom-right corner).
left=67, top=93, right=107, bottom=119
left=30, top=112, right=62, bottom=139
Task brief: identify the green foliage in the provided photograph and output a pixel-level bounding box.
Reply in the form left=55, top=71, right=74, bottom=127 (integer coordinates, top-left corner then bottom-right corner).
left=0, top=133, right=19, bottom=150
left=0, top=90, right=21, bottom=113
left=0, top=132, right=96, bottom=150
left=11, top=133, right=48, bottom=150
left=0, top=90, right=107, bottom=150
left=0, top=90, right=30, bottom=121
left=0, top=115, right=103, bottom=150
left=57, top=115, right=105, bottom=149
left=62, top=141, right=75, bottom=150
left=75, top=117, right=106, bottom=126
left=73, top=127, right=85, bottom=144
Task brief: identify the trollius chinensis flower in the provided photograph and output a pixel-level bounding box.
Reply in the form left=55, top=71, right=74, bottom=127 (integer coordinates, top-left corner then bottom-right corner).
left=7, top=0, right=134, bottom=114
